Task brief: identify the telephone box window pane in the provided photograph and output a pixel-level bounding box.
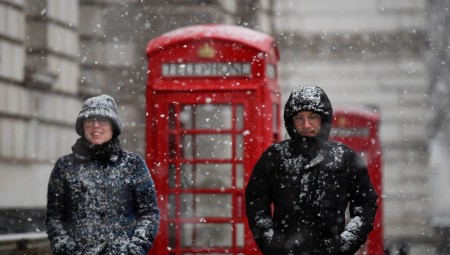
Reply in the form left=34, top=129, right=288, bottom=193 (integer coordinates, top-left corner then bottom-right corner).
left=179, top=196, right=195, bottom=217
left=236, top=105, right=244, bottom=130
left=181, top=163, right=232, bottom=189
left=169, top=164, right=177, bottom=189
left=235, top=135, right=243, bottom=159
left=169, top=104, right=177, bottom=129
left=181, top=194, right=232, bottom=218
left=236, top=223, right=244, bottom=247
left=169, top=134, right=177, bottom=159
left=195, top=134, right=232, bottom=159
left=266, top=63, right=276, bottom=79
left=182, top=135, right=194, bottom=159
left=198, top=104, right=232, bottom=130
left=180, top=223, right=194, bottom=247
left=180, top=104, right=232, bottom=130
left=168, top=195, right=176, bottom=218
left=180, top=164, right=194, bottom=189
left=236, top=164, right=244, bottom=189
left=180, top=105, right=193, bottom=129
left=181, top=223, right=232, bottom=247
left=183, top=134, right=232, bottom=159
left=168, top=222, right=176, bottom=248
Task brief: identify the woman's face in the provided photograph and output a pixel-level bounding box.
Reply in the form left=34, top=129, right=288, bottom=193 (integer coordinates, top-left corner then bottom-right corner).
left=83, top=116, right=113, bottom=145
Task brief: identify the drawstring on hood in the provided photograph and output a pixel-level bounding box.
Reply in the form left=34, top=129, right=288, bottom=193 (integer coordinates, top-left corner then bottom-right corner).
left=284, top=85, right=333, bottom=141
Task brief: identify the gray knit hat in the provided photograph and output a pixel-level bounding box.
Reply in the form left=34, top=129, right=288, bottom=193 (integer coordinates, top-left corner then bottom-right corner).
left=75, top=95, right=123, bottom=137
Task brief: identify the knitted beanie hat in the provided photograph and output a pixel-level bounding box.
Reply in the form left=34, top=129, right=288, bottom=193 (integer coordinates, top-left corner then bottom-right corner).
left=75, top=95, right=123, bottom=137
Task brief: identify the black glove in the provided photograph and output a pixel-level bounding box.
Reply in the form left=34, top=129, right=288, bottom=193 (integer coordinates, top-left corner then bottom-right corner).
left=323, top=238, right=341, bottom=255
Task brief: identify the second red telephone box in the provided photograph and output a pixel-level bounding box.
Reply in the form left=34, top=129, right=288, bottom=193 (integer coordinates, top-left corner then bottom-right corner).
left=331, top=108, right=384, bottom=255
left=146, top=24, right=280, bottom=255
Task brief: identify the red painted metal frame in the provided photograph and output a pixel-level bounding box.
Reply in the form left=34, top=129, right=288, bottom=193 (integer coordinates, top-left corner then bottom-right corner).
left=331, top=108, right=384, bottom=254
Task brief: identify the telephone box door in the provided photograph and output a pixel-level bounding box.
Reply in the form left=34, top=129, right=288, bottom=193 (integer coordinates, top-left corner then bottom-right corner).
left=152, top=91, right=258, bottom=255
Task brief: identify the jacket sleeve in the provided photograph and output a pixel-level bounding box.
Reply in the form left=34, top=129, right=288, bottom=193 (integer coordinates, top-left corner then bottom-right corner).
left=45, top=158, right=76, bottom=255
left=339, top=152, right=378, bottom=254
left=128, top=155, right=160, bottom=255
left=245, top=147, right=275, bottom=254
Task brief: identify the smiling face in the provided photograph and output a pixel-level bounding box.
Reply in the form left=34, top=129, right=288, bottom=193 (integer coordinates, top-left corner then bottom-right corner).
left=83, top=116, right=113, bottom=145
left=292, top=111, right=322, bottom=137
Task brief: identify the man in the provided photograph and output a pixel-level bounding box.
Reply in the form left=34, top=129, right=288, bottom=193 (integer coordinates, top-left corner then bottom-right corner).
left=245, top=85, right=378, bottom=254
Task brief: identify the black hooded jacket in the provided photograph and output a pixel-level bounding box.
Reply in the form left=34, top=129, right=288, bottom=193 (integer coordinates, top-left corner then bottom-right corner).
left=245, top=86, right=378, bottom=255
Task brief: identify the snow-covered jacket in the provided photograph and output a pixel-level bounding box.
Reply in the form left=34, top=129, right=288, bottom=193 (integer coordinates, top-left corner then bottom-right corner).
left=245, top=86, right=378, bottom=254
left=46, top=138, right=160, bottom=255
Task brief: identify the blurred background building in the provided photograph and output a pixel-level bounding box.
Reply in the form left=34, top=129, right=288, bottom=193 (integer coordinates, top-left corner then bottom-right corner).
left=0, top=0, right=448, bottom=254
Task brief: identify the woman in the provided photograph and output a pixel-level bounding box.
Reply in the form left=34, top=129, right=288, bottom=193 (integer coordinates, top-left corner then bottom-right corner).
left=46, top=95, right=160, bottom=255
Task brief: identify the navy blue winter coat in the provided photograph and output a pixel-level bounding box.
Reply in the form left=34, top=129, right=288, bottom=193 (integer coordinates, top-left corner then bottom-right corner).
left=46, top=138, right=160, bottom=255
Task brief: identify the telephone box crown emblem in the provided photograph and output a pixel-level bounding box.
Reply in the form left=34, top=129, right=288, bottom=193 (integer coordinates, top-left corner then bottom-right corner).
left=197, top=43, right=216, bottom=58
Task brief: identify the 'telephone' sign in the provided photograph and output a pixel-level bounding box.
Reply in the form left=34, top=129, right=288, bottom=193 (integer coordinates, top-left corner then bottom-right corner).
left=162, top=62, right=251, bottom=77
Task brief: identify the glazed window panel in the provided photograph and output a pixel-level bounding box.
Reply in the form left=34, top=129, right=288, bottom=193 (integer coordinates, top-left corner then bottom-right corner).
left=168, top=222, right=176, bottom=248
left=180, top=104, right=232, bottom=130
left=182, top=134, right=232, bottom=159
left=179, top=164, right=193, bottom=189
left=168, top=164, right=177, bottom=189
left=169, top=134, right=177, bottom=159
left=181, top=135, right=194, bottom=159
left=168, top=195, right=177, bottom=219
left=180, top=105, right=194, bottom=129
left=235, top=134, right=243, bottom=160
left=180, top=194, right=232, bottom=218
left=236, top=105, right=244, bottom=130
left=181, top=163, right=232, bottom=189
left=236, top=164, right=244, bottom=189
left=168, top=104, right=177, bottom=130
left=236, top=223, right=245, bottom=247
left=180, top=223, right=233, bottom=247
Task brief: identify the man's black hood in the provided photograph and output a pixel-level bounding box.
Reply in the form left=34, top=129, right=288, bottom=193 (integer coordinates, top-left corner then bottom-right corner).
left=284, top=85, right=333, bottom=140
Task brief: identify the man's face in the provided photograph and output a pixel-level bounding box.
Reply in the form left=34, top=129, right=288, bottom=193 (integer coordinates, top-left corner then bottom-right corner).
left=83, top=116, right=113, bottom=145
left=292, top=111, right=322, bottom=137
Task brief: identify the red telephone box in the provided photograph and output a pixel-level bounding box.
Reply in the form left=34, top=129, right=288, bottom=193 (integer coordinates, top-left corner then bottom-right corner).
left=331, top=108, right=384, bottom=254
left=145, top=24, right=280, bottom=255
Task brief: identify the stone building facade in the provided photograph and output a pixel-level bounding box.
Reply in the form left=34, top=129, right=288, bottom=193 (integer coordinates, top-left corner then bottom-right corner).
left=274, top=1, right=432, bottom=254
left=0, top=0, right=81, bottom=233
left=426, top=0, right=450, bottom=253
left=0, top=0, right=447, bottom=254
